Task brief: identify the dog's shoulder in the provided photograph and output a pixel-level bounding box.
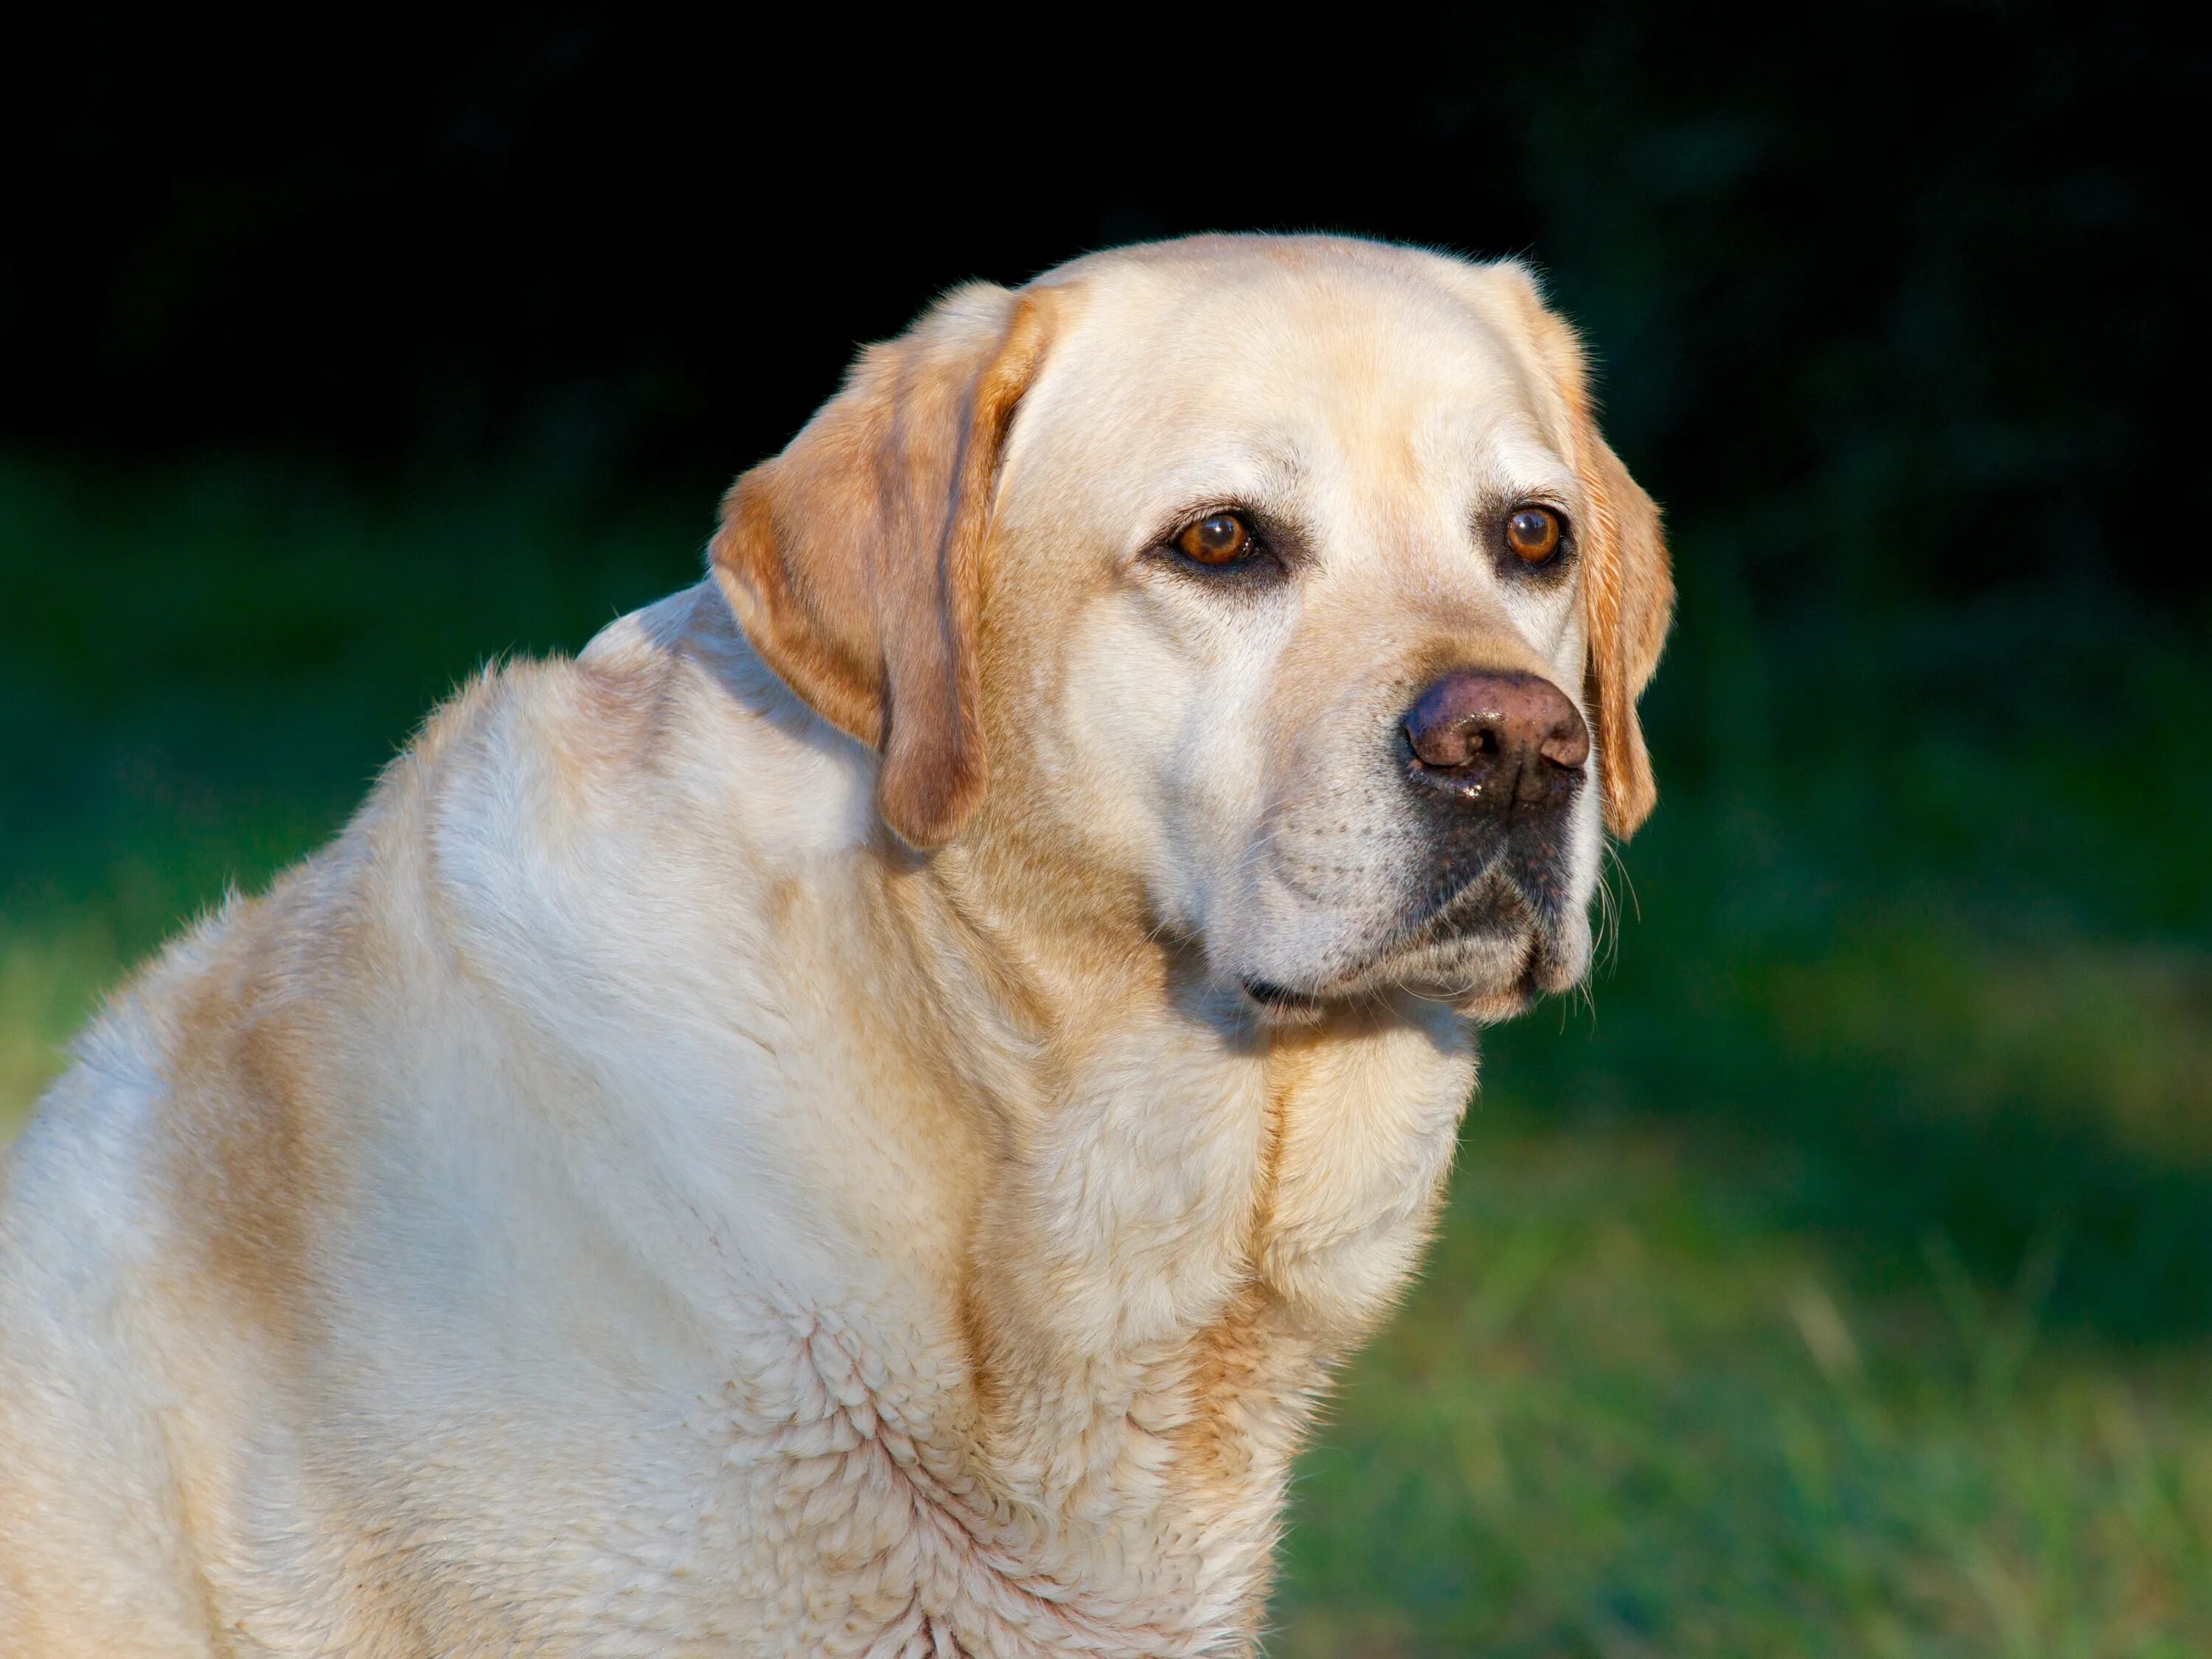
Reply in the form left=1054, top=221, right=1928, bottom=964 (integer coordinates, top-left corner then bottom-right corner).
left=0, top=585, right=732, bottom=1298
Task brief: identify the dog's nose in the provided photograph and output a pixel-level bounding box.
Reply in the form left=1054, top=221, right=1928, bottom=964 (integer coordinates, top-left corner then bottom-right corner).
left=1402, top=669, right=1589, bottom=806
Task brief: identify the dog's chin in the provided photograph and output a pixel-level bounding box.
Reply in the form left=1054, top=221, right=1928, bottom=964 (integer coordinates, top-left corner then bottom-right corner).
left=1233, top=898, right=1588, bottom=1029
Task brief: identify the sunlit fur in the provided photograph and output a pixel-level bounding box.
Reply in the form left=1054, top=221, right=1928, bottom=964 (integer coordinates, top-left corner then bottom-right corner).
left=0, top=236, right=1669, bottom=1657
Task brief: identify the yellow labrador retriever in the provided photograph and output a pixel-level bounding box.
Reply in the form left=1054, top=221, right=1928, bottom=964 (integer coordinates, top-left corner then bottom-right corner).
left=0, top=234, right=1671, bottom=1657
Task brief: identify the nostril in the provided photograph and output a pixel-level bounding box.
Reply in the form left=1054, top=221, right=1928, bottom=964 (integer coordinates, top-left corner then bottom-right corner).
left=1403, top=713, right=1502, bottom=771
left=1539, top=722, right=1590, bottom=770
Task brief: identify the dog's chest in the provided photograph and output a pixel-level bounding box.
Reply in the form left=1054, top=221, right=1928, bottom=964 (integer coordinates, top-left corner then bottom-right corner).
left=333, top=1290, right=1279, bottom=1659
left=462, top=1029, right=1470, bottom=1658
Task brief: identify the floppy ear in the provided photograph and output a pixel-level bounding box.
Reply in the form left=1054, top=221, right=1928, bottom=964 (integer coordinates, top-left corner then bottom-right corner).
left=1574, top=425, right=1672, bottom=838
left=1487, top=262, right=1675, bottom=838
left=710, top=283, right=1053, bottom=849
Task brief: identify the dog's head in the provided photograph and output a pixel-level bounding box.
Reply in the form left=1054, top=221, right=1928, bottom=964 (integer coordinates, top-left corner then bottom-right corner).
left=714, top=236, right=1672, bottom=1022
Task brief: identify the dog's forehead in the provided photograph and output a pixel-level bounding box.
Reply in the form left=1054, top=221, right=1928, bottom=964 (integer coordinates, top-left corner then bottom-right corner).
left=1023, top=240, right=1564, bottom=487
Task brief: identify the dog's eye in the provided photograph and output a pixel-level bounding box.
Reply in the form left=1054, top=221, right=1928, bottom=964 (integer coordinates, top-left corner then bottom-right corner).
left=1503, top=507, right=1563, bottom=565
left=1175, top=512, right=1256, bottom=566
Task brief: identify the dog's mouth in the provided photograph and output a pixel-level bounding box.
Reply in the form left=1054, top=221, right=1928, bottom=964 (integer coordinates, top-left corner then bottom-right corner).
left=1237, top=866, right=1579, bottom=1023
left=1237, top=975, right=1326, bottom=1012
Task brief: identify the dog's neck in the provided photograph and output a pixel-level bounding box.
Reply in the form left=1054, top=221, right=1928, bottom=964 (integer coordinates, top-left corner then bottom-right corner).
left=853, top=827, right=1476, bottom=1633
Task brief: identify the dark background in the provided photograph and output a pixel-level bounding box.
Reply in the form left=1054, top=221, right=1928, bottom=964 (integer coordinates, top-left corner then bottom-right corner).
left=6, top=7, right=2211, bottom=1650
left=9, top=6, right=2207, bottom=604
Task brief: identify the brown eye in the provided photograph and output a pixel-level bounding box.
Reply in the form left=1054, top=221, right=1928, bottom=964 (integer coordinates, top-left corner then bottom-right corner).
left=1504, top=506, right=1563, bottom=564
left=1176, top=512, right=1254, bottom=566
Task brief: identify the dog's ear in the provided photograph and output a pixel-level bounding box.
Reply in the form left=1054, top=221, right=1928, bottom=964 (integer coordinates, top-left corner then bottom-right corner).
left=711, top=284, right=1054, bottom=849
left=1489, top=262, right=1674, bottom=838
left=1574, top=425, right=1672, bottom=838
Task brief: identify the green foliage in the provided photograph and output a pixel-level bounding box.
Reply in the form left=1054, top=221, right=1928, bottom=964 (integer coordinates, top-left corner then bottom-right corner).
left=1, top=460, right=2207, bottom=1652
left=1276, top=1118, right=2212, bottom=1657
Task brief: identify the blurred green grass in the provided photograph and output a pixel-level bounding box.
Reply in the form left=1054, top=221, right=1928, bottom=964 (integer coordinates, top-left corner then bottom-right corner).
left=3, top=458, right=2208, bottom=1654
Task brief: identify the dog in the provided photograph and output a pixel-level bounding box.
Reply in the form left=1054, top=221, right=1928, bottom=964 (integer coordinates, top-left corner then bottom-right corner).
left=0, top=234, right=1671, bottom=1657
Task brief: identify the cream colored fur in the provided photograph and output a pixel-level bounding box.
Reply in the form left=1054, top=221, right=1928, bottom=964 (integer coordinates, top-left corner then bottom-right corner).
left=0, top=236, right=1670, bottom=1657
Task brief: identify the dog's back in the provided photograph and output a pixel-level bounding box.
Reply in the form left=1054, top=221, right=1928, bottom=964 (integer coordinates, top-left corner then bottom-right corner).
left=0, top=656, right=655, bottom=1655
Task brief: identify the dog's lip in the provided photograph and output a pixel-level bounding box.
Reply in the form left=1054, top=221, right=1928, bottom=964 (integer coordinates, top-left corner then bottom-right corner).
left=1237, top=975, right=1326, bottom=1012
